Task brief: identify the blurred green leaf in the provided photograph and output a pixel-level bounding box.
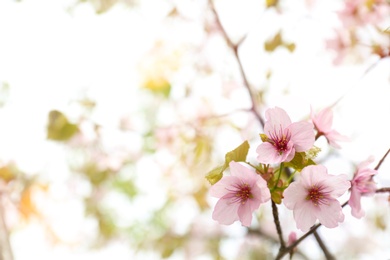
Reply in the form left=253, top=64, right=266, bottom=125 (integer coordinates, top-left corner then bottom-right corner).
left=225, top=140, right=250, bottom=165
left=264, top=32, right=282, bottom=52
left=0, top=165, right=15, bottom=183
left=144, top=77, right=171, bottom=98
left=193, top=185, right=209, bottom=210
left=47, top=110, right=79, bottom=141
left=284, top=42, right=296, bottom=52
left=194, top=136, right=212, bottom=163
left=284, top=152, right=316, bottom=172
left=112, top=179, right=137, bottom=199
left=264, top=32, right=296, bottom=53
left=205, top=165, right=225, bottom=185
left=265, top=0, right=278, bottom=8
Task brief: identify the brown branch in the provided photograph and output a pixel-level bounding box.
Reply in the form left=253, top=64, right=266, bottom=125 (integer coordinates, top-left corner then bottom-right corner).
left=272, top=201, right=286, bottom=249
left=276, top=223, right=322, bottom=260
left=208, top=0, right=264, bottom=128
left=376, top=187, right=390, bottom=193
left=313, top=230, right=336, bottom=260
left=375, top=148, right=390, bottom=170
left=276, top=201, right=349, bottom=260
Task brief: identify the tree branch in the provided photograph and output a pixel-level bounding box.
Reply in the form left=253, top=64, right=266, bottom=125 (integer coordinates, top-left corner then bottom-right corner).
left=272, top=201, right=286, bottom=249
left=376, top=187, right=390, bottom=193
left=208, top=0, right=264, bottom=128
left=375, top=148, right=390, bottom=171
left=313, top=230, right=336, bottom=260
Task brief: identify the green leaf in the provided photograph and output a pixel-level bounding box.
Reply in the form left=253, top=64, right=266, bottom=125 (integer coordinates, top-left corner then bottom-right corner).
left=205, top=165, right=225, bottom=185
left=265, top=0, right=278, bottom=8
left=144, top=77, right=171, bottom=98
left=284, top=152, right=316, bottom=172
left=112, top=179, right=137, bottom=199
left=284, top=42, right=296, bottom=52
left=264, top=32, right=282, bottom=52
left=225, top=140, right=250, bottom=165
left=47, top=110, right=78, bottom=141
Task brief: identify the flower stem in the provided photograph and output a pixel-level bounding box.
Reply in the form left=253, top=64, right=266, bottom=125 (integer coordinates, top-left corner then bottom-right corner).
left=286, top=170, right=297, bottom=184
left=272, top=163, right=284, bottom=191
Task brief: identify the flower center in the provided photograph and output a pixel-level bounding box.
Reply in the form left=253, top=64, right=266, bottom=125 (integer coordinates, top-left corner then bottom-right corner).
left=306, top=186, right=327, bottom=206
left=268, top=127, right=291, bottom=154
left=235, top=184, right=251, bottom=204
left=226, top=183, right=253, bottom=204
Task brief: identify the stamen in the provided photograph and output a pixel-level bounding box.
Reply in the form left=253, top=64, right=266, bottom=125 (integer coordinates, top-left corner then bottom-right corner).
left=226, top=183, right=252, bottom=204
left=306, top=185, right=329, bottom=206
left=267, top=125, right=291, bottom=154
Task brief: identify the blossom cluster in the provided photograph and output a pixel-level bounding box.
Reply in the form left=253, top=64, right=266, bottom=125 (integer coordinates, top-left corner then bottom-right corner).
left=207, top=106, right=379, bottom=232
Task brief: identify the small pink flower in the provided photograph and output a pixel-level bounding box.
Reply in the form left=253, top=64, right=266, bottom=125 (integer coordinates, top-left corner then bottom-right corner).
left=283, top=165, right=350, bottom=232
left=311, top=106, right=348, bottom=149
left=256, top=107, right=314, bottom=164
left=210, top=161, right=271, bottom=227
left=349, top=157, right=378, bottom=219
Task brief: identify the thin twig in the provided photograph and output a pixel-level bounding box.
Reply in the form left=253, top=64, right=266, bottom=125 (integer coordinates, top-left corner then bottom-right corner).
left=376, top=187, right=390, bottom=193
left=208, top=0, right=264, bottom=128
left=330, top=58, right=382, bottom=108
left=272, top=201, right=286, bottom=249
left=375, top=148, right=390, bottom=170
left=313, top=230, right=336, bottom=260
left=276, top=201, right=350, bottom=260
left=276, top=223, right=322, bottom=260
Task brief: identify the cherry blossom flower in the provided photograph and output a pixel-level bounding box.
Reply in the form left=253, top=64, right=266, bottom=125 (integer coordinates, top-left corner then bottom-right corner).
left=256, top=107, right=314, bottom=164
left=283, top=165, right=350, bottom=232
left=349, top=157, right=378, bottom=219
left=311, top=106, right=348, bottom=149
left=210, top=161, right=271, bottom=227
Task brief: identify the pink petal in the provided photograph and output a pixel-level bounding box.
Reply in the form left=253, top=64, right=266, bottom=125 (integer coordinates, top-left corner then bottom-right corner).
left=316, top=199, right=344, bottom=228
left=229, top=161, right=257, bottom=185
left=357, top=156, right=375, bottom=171
left=256, top=142, right=281, bottom=164
left=288, top=121, right=314, bottom=152
left=293, top=202, right=317, bottom=232
left=349, top=187, right=364, bottom=219
left=299, top=165, right=328, bottom=188
left=256, top=142, right=294, bottom=164
left=312, top=107, right=333, bottom=132
left=251, top=179, right=271, bottom=204
left=212, top=197, right=240, bottom=225
left=210, top=176, right=239, bottom=198
left=237, top=201, right=253, bottom=227
left=325, top=130, right=349, bottom=149
left=322, top=174, right=350, bottom=197
left=283, top=181, right=307, bottom=209
left=264, top=107, right=292, bottom=135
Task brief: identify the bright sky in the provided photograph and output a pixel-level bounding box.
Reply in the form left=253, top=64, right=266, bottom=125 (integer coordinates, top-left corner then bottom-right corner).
left=0, top=0, right=390, bottom=259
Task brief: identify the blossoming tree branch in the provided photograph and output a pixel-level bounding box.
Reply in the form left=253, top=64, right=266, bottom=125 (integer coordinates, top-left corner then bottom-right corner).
left=206, top=0, right=390, bottom=259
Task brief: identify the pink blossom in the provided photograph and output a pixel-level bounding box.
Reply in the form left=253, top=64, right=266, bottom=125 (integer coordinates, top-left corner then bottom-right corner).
left=311, top=106, right=348, bottom=149
left=349, top=157, right=378, bottom=219
left=256, top=107, right=314, bottom=164
left=283, top=165, right=350, bottom=232
left=210, top=161, right=270, bottom=227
